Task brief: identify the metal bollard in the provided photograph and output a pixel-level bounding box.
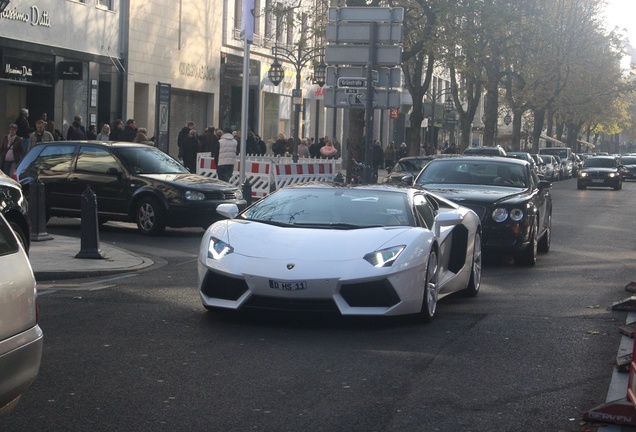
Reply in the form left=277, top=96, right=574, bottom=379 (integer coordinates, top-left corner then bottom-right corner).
left=28, top=180, right=53, bottom=242
left=242, top=180, right=252, bottom=206
left=75, top=186, right=105, bottom=259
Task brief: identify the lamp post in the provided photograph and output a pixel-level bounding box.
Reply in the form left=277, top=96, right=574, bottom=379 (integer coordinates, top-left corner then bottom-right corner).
left=268, top=45, right=326, bottom=163
left=0, top=0, right=10, bottom=13
left=427, top=88, right=454, bottom=150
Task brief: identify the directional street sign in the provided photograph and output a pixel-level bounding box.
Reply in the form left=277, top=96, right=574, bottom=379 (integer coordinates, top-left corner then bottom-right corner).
left=326, top=66, right=402, bottom=88
left=328, top=7, right=404, bottom=22
left=325, top=45, right=402, bottom=66
left=327, top=22, right=403, bottom=44
left=324, top=87, right=401, bottom=109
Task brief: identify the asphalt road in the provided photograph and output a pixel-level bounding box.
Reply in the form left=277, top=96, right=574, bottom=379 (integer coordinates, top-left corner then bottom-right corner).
left=2, top=177, right=636, bottom=432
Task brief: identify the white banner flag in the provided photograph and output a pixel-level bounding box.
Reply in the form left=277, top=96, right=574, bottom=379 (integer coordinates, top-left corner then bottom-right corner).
left=240, top=0, right=255, bottom=42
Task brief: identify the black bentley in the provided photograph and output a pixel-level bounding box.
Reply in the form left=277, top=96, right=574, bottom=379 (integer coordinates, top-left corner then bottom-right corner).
left=15, top=141, right=247, bottom=235
left=413, top=156, right=552, bottom=266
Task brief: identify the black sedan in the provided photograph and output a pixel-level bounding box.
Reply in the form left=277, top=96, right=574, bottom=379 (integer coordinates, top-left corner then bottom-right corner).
left=414, top=156, right=552, bottom=266
left=577, top=156, right=623, bottom=190
left=16, top=141, right=247, bottom=235
left=619, top=155, right=636, bottom=180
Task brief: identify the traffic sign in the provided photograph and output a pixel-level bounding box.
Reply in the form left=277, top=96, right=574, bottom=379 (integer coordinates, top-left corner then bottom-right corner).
left=326, top=66, right=402, bottom=88
left=327, top=22, right=403, bottom=44
left=324, top=88, right=401, bottom=109
left=325, top=45, right=402, bottom=66
left=328, top=7, right=404, bottom=22
left=337, top=77, right=367, bottom=88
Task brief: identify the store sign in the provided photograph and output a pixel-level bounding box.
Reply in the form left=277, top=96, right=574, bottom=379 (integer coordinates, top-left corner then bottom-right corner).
left=179, top=62, right=215, bottom=81
left=1, top=6, right=51, bottom=27
left=58, top=61, right=83, bottom=80
left=4, top=63, right=33, bottom=81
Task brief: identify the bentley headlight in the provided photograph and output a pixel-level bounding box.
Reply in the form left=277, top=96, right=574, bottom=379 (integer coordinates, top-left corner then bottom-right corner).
left=185, top=190, right=205, bottom=201
left=492, top=208, right=508, bottom=223
left=579, top=172, right=589, bottom=178
left=208, top=237, right=234, bottom=259
left=509, top=208, right=524, bottom=221
left=364, top=245, right=405, bottom=267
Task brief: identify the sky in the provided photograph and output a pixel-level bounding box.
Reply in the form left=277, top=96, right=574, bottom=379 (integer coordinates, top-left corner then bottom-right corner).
left=603, top=0, right=636, bottom=47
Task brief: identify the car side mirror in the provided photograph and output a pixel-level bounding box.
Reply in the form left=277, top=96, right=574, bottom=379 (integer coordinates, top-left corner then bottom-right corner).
left=401, top=174, right=414, bottom=185
left=538, top=180, right=552, bottom=189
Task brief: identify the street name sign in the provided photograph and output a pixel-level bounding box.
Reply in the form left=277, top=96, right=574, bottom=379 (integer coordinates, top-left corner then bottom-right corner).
left=326, top=66, right=402, bottom=88
left=324, top=87, right=401, bottom=109
left=337, top=77, right=367, bottom=88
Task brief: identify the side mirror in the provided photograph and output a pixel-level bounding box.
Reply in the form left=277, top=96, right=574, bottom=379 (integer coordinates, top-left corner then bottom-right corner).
left=401, top=174, right=414, bottom=185
left=538, top=180, right=552, bottom=189
left=106, top=167, right=122, bottom=179
left=434, top=211, right=464, bottom=237
left=217, top=203, right=239, bottom=219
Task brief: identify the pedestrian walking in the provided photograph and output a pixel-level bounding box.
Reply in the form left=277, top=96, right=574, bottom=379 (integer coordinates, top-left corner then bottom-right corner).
left=96, top=124, right=110, bottom=141
left=181, top=129, right=200, bottom=173
left=217, top=128, right=237, bottom=182
left=0, top=124, right=26, bottom=176
left=384, top=142, right=396, bottom=169
left=28, top=120, right=54, bottom=151
left=121, top=119, right=137, bottom=142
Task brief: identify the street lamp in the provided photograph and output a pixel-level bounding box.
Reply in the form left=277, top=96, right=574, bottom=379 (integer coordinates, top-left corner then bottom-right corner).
left=268, top=45, right=325, bottom=163
left=426, top=88, right=454, bottom=149
left=0, top=0, right=10, bottom=13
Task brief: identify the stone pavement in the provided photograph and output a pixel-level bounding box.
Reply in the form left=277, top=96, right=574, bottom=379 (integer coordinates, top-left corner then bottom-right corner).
left=29, top=235, right=154, bottom=281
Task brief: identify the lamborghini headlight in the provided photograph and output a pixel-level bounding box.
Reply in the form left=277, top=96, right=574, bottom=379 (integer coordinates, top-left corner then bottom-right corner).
left=364, top=245, right=405, bottom=267
left=208, top=236, right=234, bottom=259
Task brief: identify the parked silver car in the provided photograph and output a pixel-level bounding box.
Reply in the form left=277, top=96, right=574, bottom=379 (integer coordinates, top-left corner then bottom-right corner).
left=0, top=213, right=43, bottom=417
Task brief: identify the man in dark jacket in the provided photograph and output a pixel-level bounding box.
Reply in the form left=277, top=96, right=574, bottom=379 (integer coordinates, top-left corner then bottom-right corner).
left=177, top=121, right=196, bottom=158
left=121, top=119, right=137, bottom=142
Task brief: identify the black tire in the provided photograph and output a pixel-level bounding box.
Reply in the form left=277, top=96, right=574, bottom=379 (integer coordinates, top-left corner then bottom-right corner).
left=419, top=249, right=439, bottom=323
left=463, top=232, right=482, bottom=297
left=577, top=183, right=586, bottom=190
left=135, top=196, right=167, bottom=235
left=538, top=214, right=551, bottom=253
left=514, top=220, right=537, bottom=266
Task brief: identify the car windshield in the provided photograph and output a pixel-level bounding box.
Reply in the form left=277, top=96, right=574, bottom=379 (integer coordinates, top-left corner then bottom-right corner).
left=393, top=158, right=431, bottom=173
left=584, top=158, right=616, bottom=168
left=621, top=157, right=636, bottom=165
left=539, top=156, right=553, bottom=164
left=113, top=147, right=189, bottom=174
left=540, top=148, right=569, bottom=159
left=240, top=188, right=413, bottom=228
left=416, top=159, right=528, bottom=188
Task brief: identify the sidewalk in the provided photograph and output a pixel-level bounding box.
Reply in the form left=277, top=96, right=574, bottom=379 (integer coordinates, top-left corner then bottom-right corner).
left=29, top=235, right=154, bottom=281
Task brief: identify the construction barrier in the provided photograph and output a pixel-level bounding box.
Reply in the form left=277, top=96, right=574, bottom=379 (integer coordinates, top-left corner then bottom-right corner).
left=583, top=282, right=636, bottom=426
left=196, top=155, right=338, bottom=200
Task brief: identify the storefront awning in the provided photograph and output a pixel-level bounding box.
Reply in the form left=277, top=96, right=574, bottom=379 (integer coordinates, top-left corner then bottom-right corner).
left=539, top=134, right=566, bottom=146
left=577, top=139, right=595, bottom=149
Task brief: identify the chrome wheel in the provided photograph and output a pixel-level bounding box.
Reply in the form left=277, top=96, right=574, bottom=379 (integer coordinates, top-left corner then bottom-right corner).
left=420, top=249, right=439, bottom=322
left=465, top=232, right=482, bottom=296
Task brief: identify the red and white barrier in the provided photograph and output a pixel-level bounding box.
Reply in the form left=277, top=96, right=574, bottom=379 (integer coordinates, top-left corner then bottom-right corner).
left=197, top=156, right=272, bottom=199
left=274, top=162, right=337, bottom=189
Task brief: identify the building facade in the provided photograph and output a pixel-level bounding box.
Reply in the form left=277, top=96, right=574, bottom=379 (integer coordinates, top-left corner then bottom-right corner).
left=0, top=0, right=122, bottom=138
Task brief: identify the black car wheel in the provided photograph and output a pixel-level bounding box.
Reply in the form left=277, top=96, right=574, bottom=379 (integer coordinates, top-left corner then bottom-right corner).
left=136, top=196, right=167, bottom=235
left=514, top=219, right=537, bottom=266
left=463, top=232, right=482, bottom=297
left=577, top=183, right=586, bottom=190
left=419, top=249, right=439, bottom=322
left=538, top=214, right=551, bottom=253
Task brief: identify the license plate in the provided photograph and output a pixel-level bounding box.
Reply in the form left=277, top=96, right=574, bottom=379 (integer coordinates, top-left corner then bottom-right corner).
left=592, top=179, right=604, bottom=183
left=269, top=279, right=308, bottom=291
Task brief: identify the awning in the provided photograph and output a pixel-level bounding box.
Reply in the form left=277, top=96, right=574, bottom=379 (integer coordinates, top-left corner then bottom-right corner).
left=539, top=134, right=566, bottom=146
left=577, top=139, right=595, bottom=149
